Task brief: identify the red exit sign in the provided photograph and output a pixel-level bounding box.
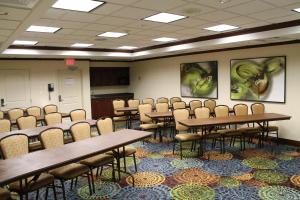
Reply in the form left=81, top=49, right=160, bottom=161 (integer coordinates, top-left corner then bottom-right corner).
left=66, top=58, right=75, bottom=65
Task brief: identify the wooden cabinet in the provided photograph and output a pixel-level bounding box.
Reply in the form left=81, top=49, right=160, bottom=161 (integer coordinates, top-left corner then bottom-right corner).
left=90, top=67, right=130, bottom=87
left=91, top=93, right=134, bottom=119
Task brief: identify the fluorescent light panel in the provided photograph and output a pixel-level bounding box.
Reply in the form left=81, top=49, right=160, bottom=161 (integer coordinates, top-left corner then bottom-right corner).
left=12, top=40, right=38, bottom=45
left=118, top=46, right=137, bottom=50
left=71, top=43, right=93, bottom=47
left=26, top=25, right=60, bottom=33
left=144, top=12, right=186, bottom=23
left=52, top=0, right=104, bottom=12
left=98, top=32, right=127, bottom=38
left=204, top=24, right=238, bottom=32
left=293, top=8, right=300, bottom=13
left=153, top=37, right=177, bottom=42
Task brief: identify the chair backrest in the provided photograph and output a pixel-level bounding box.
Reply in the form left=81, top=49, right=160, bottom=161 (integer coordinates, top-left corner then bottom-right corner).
left=97, top=118, right=113, bottom=135
left=17, top=116, right=37, bottom=130
left=0, top=134, right=28, bottom=159
left=45, top=112, right=62, bottom=125
left=157, top=97, right=169, bottom=104
left=142, top=98, right=154, bottom=107
left=204, top=99, right=216, bottom=113
left=251, top=103, right=265, bottom=114
left=234, top=104, right=248, bottom=116
left=0, top=119, right=10, bottom=133
left=189, top=100, right=202, bottom=114
left=195, top=107, right=210, bottom=119
left=173, top=109, right=189, bottom=131
left=8, top=108, right=24, bottom=121
left=70, top=109, right=86, bottom=121
left=138, top=104, right=152, bottom=123
left=43, top=104, right=58, bottom=114
left=113, top=99, right=125, bottom=116
left=170, top=97, right=181, bottom=105
left=70, top=122, right=91, bottom=141
left=26, top=106, right=41, bottom=117
left=128, top=99, right=140, bottom=114
left=214, top=105, right=229, bottom=117
left=155, top=103, right=169, bottom=112
left=0, top=111, right=3, bottom=119
left=39, top=128, right=64, bottom=149
left=173, top=101, right=186, bottom=110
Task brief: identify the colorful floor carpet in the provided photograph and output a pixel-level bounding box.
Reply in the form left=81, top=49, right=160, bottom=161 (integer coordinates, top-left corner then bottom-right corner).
left=25, top=130, right=300, bottom=200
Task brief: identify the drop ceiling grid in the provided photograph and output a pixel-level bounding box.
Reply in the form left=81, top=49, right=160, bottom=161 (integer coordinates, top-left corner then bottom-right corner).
left=4, top=0, right=300, bottom=50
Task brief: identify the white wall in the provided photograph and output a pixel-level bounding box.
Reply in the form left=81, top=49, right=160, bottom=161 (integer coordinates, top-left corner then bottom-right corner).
left=129, top=43, right=300, bottom=141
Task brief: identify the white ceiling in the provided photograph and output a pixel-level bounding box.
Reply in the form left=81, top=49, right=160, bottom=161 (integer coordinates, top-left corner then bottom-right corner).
left=0, top=0, right=300, bottom=60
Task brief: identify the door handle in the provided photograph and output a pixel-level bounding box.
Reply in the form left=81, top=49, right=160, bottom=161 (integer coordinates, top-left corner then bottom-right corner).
left=0, top=99, right=4, bottom=107
left=58, top=95, right=63, bottom=102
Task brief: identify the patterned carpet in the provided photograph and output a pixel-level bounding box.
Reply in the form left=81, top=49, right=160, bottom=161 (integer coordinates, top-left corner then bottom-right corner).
left=25, top=128, right=300, bottom=200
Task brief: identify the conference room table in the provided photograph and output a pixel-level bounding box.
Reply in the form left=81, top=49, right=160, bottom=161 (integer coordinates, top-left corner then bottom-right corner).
left=0, top=129, right=153, bottom=187
left=178, top=113, right=291, bottom=152
left=0, top=119, right=96, bottom=140
left=9, top=112, right=70, bottom=125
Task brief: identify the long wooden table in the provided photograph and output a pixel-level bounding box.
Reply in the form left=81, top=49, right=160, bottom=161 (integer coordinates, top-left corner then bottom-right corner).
left=0, top=119, right=96, bottom=140
left=10, top=113, right=70, bottom=125
left=178, top=113, right=291, bottom=128
left=0, top=129, right=152, bottom=186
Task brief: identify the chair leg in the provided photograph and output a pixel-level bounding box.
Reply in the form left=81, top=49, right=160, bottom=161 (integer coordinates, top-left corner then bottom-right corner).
left=90, top=169, right=95, bottom=193
left=75, top=177, right=78, bottom=187
left=172, top=139, right=176, bottom=155
left=133, top=153, right=137, bottom=172
left=116, top=157, right=121, bottom=180
left=87, top=172, right=92, bottom=195
left=35, top=189, right=39, bottom=200
left=100, top=166, right=103, bottom=176
left=96, top=167, right=100, bottom=177
left=45, top=187, right=49, bottom=200
left=180, top=141, right=183, bottom=160
left=70, top=179, right=73, bottom=190
left=52, top=183, right=57, bottom=200
left=112, top=161, right=116, bottom=181
left=123, top=155, right=127, bottom=173
left=60, top=180, right=66, bottom=200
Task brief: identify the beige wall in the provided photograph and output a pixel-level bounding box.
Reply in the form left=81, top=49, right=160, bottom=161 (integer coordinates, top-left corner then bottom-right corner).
left=129, top=43, right=300, bottom=141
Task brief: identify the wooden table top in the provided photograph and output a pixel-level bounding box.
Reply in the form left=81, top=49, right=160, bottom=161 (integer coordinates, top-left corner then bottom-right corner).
left=0, top=129, right=152, bottom=186
left=0, top=119, right=96, bottom=140
left=10, top=113, right=70, bottom=124
left=178, top=113, right=291, bottom=128
left=145, top=111, right=173, bottom=119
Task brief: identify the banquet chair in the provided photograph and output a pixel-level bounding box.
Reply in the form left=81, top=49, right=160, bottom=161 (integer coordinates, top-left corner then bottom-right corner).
left=0, top=134, right=56, bottom=200
left=0, top=187, right=10, bottom=200
left=0, top=119, right=11, bottom=133
left=204, top=99, right=216, bottom=116
left=70, top=109, right=86, bottom=121
left=8, top=108, right=24, bottom=121
left=43, top=104, right=58, bottom=114
left=0, top=111, right=4, bottom=119
left=157, top=97, right=169, bottom=104
left=112, top=99, right=128, bottom=128
left=45, top=112, right=62, bottom=126
left=142, top=98, right=155, bottom=107
left=172, top=101, right=186, bottom=110
left=170, top=97, right=181, bottom=106
left=189, top=100, right=202, bottom=116
left=26, top=106, right=42, bottom=117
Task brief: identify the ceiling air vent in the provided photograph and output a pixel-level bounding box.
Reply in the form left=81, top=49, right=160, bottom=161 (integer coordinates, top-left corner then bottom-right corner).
left=0, top=0, right=39, bottom=9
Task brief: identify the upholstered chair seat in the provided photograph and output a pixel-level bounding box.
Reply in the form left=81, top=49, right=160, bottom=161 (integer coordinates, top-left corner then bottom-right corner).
left=175, top=133, right=202, bottom=141
left=0, top=187, right=10, bottom=200
left=80, top=154, right=114, bottom=167
left=49, top=164, right=89, bottom=180
left=107, top=146, right=136, bottom=157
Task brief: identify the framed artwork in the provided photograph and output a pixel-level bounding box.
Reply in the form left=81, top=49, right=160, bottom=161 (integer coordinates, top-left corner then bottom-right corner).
left=230, top=56, right=286, bottom=103
left=180, top=61, right=218, bottom=99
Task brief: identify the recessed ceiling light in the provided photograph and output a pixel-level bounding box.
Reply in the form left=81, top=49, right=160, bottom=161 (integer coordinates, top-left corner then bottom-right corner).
left=292, top=8, right=300, bottom=13
left=204, top=24, right=238, bottom=32
left=118, top=46, right=137, bottom=50
left=143, top=12, right=186, bottom=23
left=52, top=0, right=104, bottom=12
left=97, top=32, right=127, bottom=38
left=153, top=37, right=177, bottom=42
left=12, top=40, right=38, bottom=45
left=26, top=25, right=61, bottom=33
left=71, top=43, right=93, bottom=47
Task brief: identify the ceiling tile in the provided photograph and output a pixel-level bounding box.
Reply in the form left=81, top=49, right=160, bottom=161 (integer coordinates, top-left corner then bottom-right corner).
left=197, top=10, right=238, bottom=22
left=110, top=7, right=156, bottom=19
left=0, top=6, right=30, bottom=21
left=96, top=16, right=135, bottom=26
left=102, top=0, right=140, bottom=5
left=0, top=35, right=7, bottom=42
left=61, top=12, right=103, bottom=23
left=152, top=24, right=186, bottom=32
left=168, top=3, right=215, bottom=16
left=35, top=19, right=87, bottom=29
left=222, top=16, right=259, bottom=26
left=55, top=28, right=75, bottom=35
left=175, top=28, right=204, bottom=35
left=125, top=20, right=161, bottom=29
left=241, top=21, right=270, bottom=29
left=171, top=18, right=211, bottom=27
left=0, top=29, right=13, bottom=36
left=226, top=0, right=275, bottom=15
left=0, top=19, right=20, bottom=29
left=134, top=0, right=186, bottom=11
left=189, top=0, right=252, bottom=9
left=262, top=0, right=300, bottom=6
left=83, top=23, right=116, bottom=32
left=248, top=8, right=295, bottom=20
left=42, top=8, right=66, bottom=20
left=265, top=13, right=300, bottom=23
left=72, top=30, right=100, bottom=36
left=92, top=3, right=123, bottom=15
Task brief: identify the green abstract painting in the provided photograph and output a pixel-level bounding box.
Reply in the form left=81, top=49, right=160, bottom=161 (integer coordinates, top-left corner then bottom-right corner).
left=180, top=61, right=218, bottom=98
left=230, top=56, right=286, bottom=103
